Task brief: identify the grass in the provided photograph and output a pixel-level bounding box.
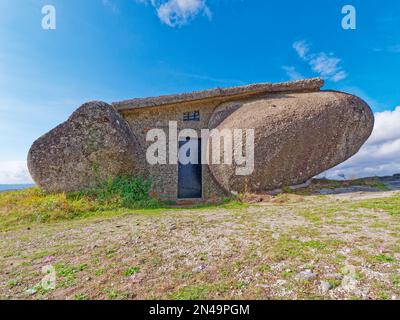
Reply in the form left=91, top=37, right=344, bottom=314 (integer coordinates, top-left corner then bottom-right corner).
left=289, top=177, right=390, bottom=195
left=0, top=177, right=244, bottom=231
left=7, top=280, right=19, bottom=289
left=124, top=266, right=140, bottom=276
left=168, top=283, right=232, bottom=300
left=74, top=293, right=89, bottom=300
left=391, top=274, right=400, bottom=287
left=54, top=263, right=88, bottom=288
left=350, top=194, right=400, bottom=215
left=314, top=177, right=390, bottom=191
left=374, top=254, right=397, bottom=263
left=1, top=175, right=397, bottom=232
left=269, top=238, right=312, bottom=262
left=2, top=177, right=400, bottom=300
left=303, top=240, right=327, bottom=250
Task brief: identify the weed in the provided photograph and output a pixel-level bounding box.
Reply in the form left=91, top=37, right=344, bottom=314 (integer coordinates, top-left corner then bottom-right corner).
left=391, top=274, right=400, bottom=287
left=124, top=266, right=140, bottom=276
left=303, top=240, right=327, bottom=250
left=257, top=264, right=271, bottom=273
left=7, top=279, right=19, bottom=288
left=374, top=254, right=396, bottom=263
left=74, top=293, right=89, bottom=300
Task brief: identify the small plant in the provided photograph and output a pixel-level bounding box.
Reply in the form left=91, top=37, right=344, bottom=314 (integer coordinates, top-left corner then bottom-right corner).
left=257, top=264, right=271, bottom=273
left=236, top=281, right=246, bottom=290
left=73, top=293, right=89, bottom=300
left=103, top=288, right=120, bottom=300
left=303, top=240, right=327, bottom=250
left=7, top=279, right=19, bottom=288
left=327, top=279, right=341, bottom=289
left=124, top=266, right=140, bottom=276
left=374, top=254, right=396, bottom=263
left=94, top=268, right=106, bottom=276
left=378, top=290, right=390, bottom=300
left=391, top=274, right=400, bottom=287
left=55, top=263, right=88, bottom=288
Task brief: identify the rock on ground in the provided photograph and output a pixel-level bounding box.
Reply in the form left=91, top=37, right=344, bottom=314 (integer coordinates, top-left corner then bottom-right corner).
left=294, top=270, right=317, bottom=282
left=28, top=101, right=141, bottom=193
left=320, top=281, right=334, bottom=294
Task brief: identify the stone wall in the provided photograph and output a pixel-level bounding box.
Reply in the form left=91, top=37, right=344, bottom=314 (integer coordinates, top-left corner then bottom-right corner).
left=120, top=99, right=228, bottom=201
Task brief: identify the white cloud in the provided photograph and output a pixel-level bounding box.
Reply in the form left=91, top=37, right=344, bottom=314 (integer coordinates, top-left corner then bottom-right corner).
left=293, top=40, right=309, bottom=59
left=292, top=40, right=347, bottom=82
left=309, top=53, right=340, bottom=77
left=0, top=161, right=33, bottom=184
left=137, top=0, right=211, bottom=27
left=322, top=107, right=400, bottom=179
left=330, top=70, right=348, bottom=82
left=282, top=66, right=304, bottom=81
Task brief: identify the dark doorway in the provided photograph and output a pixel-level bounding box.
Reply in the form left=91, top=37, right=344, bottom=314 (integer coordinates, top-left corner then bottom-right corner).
left=178, top=138, right=202, bottom=199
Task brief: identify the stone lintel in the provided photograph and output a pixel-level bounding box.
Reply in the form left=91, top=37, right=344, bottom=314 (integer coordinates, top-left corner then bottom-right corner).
left=113, top=78, right=324, bottom=111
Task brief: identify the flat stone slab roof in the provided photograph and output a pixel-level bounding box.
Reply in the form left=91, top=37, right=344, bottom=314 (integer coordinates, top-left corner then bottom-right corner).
left=113, top=78, right=324, bottom=111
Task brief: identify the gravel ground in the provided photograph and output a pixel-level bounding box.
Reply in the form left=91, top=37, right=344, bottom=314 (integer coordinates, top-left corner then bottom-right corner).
left=1, top=190, right=400, bottom=300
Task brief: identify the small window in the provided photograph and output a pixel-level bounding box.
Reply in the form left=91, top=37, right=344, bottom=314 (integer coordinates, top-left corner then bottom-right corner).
left=183, top=111, right=200, bottom=122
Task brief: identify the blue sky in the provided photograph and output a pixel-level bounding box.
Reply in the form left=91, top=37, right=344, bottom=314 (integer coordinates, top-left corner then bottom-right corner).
left=1, top=0, right=400, bottom=183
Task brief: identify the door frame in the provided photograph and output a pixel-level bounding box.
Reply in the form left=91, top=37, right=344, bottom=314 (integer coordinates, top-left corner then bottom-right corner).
left=177, top=137, right=203, bottom=200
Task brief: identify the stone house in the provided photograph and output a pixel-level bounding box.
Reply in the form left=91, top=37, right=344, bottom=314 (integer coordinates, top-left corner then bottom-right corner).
left=28, top=78, right=374, bottom=202
left=111, top=78, right=373, bottom=202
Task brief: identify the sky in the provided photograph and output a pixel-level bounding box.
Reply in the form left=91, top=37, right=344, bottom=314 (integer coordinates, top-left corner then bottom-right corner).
left=0, top=0, right=400, bottom=183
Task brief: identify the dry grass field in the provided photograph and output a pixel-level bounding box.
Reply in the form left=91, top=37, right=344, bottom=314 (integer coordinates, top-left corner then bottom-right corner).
left=1, top=179, right=400, bottom=300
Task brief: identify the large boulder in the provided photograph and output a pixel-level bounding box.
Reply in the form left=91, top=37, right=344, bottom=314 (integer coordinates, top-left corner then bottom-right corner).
left=28, top=101, right=140, bottom=193
left=208, top=91, right=374, bottom=194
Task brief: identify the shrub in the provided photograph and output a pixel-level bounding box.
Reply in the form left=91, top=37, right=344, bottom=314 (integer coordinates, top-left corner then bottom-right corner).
left=0, top=176, right=159, bottom=230
left=74, top=176, right=159, bottom=209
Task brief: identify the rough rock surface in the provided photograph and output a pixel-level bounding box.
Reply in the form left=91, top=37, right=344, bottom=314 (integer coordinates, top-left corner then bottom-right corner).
left=208, top=91, right=374, bottom=194
left=295, top=270, right=317, bottom=282
left=114, top=78, right=324, bottom=111
left=28, top=101, right=140, bottom=193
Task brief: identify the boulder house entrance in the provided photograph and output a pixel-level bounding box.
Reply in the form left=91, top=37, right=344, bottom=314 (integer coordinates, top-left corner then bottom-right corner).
left=178, top=138, right=202, bottom=199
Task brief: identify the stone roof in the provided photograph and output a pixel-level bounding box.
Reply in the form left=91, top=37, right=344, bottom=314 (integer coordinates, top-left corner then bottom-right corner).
left=113, top=78, right=324, bottom=111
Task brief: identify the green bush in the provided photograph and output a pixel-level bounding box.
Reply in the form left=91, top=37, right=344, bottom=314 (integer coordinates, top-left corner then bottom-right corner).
left=74, top=176, right=159, bottom=209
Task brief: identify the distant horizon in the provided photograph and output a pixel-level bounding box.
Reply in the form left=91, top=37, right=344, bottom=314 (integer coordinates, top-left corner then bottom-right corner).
left=0, top=183, right=35, bottom=192
left=0, top=183, right=35, bottom=186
